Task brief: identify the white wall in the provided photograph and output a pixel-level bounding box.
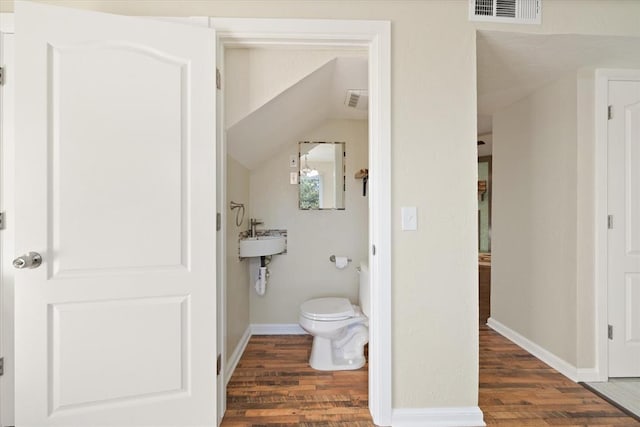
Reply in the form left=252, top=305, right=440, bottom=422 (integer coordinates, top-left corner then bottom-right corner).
left=576, top=68, right=596, bottom=369
left=492, top=73, right=578, bottom=365
left=225, top=156, right=251, bottom=361
left=4, top=0, right=640, bottom=411
left=249, top=119, right=368, bottom=324
left=225, top=47, right=366, bottom=128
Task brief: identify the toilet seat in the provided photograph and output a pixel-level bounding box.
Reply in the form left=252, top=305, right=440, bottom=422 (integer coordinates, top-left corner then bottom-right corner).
left=300, top=297, right=355, bottom=321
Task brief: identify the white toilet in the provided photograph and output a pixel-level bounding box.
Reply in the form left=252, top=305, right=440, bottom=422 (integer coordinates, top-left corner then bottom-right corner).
left=298, top=262, right=370, bottom=371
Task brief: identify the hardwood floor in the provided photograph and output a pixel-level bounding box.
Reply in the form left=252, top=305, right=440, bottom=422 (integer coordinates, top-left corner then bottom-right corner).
left=222, top=331, right=640, bottom=426
left=222, top=334, right=372, bottom=426
left=480, top=325, right=639, bottom=426
left=479, top=264, right=491, bottom=324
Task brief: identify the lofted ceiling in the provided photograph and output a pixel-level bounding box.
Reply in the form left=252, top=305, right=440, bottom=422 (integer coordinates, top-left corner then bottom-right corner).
left=477, top=31, right=640, bottom=135
left=227, top=57, right=368, bottom=170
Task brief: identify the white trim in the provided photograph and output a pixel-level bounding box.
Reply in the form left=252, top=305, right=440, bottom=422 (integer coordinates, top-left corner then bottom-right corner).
left=225, top=326, right=251, bottom=386
left=392, top=407, right=485, bottom=427
left=594, top=69, right=610, bottom=382
left=487, top=318, right=580, bottom=382
left=0, top=17, right=15, bottom=427
left=215, top=22, right=227, bottom=425
left=366, top=20, right=393, bottom=427
left=146, top=16, right=209, bottom=26
left=212, top=18, right=392, bottom=426
left=594, top=69, right=640, bottom=383
left=251, top=323, right=307, bottom=335
left=577, top=368, right=602, bottom=383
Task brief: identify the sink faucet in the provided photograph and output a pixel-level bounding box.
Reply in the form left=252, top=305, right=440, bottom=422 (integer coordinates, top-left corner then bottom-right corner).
left=249, top=218, right=263, bottom=237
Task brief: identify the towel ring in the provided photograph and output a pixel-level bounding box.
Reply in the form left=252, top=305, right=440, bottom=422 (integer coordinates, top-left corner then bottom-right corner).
left=230, top=201, right=245, bottom=227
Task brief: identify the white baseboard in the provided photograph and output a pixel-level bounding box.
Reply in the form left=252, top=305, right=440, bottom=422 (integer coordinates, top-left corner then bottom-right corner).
left=576, top=368, right=602, bottom=383
left=251, top=323, right=307, bottom=335
left=225, top=326, right=251, bottom=386
left=487, top=317, right=581, bottom=382
left=392, top=407, right=485, bottom=427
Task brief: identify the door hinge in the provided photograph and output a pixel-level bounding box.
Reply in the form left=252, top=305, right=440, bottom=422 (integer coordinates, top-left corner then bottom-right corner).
left=0, top=211, right=5, bottom=230
left=608, top=214, right=614, bottom=229
left=0, top=66, right=4, bottom=86
left=608, top=105, right=613, bottom=120
left=608, top=324, right=613, bottom=340
left=0, top=357, right=3, bottom=376
left=216, top=354, right=221, bottom=376
left=216, top=68, right=221, bottom=90
left=216, top=212, right=221, bottom=231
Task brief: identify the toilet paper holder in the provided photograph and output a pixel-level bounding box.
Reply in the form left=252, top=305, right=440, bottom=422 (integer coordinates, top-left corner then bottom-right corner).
left=329, top=255, right=352, bottom=263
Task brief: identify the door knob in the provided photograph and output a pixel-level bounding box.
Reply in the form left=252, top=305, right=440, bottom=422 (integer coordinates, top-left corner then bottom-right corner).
left=13, top=252, right=42, bottom=269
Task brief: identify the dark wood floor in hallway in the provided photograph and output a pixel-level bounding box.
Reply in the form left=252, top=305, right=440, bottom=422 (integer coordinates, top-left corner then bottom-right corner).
left=479, top=325, right=639, bottom=426
left=221, top=329, right=640, bottom=426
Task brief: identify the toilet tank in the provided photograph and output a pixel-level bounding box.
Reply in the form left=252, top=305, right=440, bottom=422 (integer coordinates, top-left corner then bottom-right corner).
left=359, top=261, right=370, bottom=317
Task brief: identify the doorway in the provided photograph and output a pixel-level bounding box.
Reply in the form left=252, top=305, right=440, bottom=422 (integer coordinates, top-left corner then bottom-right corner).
left=213, top=18, right=391, bottom=424
left=595, top=69, right=640, bottom=380
left=478, top=30, right=640, bottom=382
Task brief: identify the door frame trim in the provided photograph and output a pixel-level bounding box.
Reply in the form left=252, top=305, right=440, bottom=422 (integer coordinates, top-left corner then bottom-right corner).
left=0, top=13, right=15, bottom=427
left=594, top=68, right=640, bottom=381
left=211, top=17, right=392, bottom=425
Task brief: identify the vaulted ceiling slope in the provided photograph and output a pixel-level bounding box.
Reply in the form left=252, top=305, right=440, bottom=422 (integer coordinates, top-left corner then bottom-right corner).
left=477, top=31, right=640, bottom=135
left=227, top=57, right=368, bottom=170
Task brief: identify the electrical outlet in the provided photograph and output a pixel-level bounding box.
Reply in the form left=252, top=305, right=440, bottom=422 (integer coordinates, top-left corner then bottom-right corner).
left=289, top=155, right=298, bottom=168
left=290, top=172, right=298, bottom=184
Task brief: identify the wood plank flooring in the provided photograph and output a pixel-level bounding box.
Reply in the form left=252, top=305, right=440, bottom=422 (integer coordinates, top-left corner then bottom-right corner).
left=479, top=264, right=491, bottom=324
left=222, top=334, right=372, bottom=426
left=221, top=330, right=640, bottom=426
left=479, top=325, right=639, bottom=426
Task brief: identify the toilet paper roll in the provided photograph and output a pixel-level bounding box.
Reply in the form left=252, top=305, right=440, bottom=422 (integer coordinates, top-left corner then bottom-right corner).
left=334, top=256, right=349, bottom=269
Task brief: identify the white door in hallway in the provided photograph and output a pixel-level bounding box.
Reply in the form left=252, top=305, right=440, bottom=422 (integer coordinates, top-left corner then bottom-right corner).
left=14, top=2, right=218, bottom=425
left=608, top=79, right=640, bottom=377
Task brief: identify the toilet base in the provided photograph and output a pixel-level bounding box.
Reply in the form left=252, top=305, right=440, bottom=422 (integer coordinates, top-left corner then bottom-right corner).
left=308, top=325, right=368, bottom=371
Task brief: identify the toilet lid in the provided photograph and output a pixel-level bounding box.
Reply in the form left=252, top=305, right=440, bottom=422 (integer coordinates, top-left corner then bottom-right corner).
left=300, top=297, right=355, bottom=320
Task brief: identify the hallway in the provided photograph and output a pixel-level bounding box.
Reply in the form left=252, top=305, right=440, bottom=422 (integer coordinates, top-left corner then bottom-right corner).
left=221, top=329, right=639, bottom=426
left=479, top=325, right=639, bottom=425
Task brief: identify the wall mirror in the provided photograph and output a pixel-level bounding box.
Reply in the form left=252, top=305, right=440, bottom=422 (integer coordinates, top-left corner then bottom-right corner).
left=299, top=141, right=345, bottom=210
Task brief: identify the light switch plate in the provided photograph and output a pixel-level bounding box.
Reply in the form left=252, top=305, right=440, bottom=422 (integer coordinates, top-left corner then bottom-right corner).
left=289, top=155, right=298, bottom=168
left=401, top=206, right=417, bottom=230
left=290, top=172, right=298, bottom=184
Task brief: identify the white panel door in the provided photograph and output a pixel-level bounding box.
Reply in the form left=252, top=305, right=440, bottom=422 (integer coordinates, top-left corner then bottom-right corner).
left=608, top=79, right=640, bottom=377
left=14, top=2, right=218, bottom=425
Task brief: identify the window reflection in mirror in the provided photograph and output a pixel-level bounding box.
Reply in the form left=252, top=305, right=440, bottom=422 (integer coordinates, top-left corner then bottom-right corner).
left=299, top=141, right=345, bottom=210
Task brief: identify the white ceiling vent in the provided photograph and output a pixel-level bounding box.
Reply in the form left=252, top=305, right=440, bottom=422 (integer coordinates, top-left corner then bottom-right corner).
left=469, top=0, right=541, bottom=24
left=345, top=89, right=369, bottom=111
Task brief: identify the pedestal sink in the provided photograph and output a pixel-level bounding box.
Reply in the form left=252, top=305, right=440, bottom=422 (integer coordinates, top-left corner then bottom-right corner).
left=240, top=235, right=286, bottom=258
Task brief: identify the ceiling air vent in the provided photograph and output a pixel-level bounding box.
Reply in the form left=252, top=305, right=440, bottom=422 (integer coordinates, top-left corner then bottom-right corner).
left=345, top=90, right=369, bottom=111
left=469, top=0, right=541, bottom=24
